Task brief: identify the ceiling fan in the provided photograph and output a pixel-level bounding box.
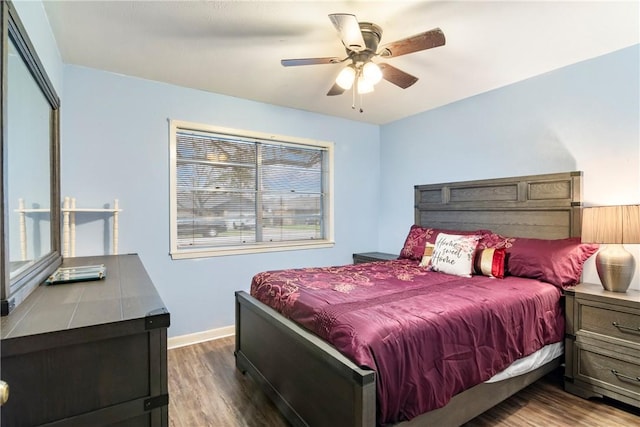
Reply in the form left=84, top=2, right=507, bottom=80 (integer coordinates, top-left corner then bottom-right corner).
left=281, top=13, right=445, bottom=100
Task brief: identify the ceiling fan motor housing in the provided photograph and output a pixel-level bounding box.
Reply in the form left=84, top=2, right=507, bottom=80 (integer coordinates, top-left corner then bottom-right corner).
left=357, top=22, right=383, bottom=54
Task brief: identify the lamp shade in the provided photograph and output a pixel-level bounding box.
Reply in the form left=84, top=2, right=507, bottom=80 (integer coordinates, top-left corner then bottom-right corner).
left=582, top=205, right=640, bottom=244
left=362, top=62, right=382, bottom=85
left=582, top=204, right=640, bottom=292
left=357, top=77, right=374, bottom=94
left=335, top=65, right=356, bottom=90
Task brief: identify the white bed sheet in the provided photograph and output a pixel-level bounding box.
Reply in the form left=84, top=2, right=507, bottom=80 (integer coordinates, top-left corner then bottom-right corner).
left=486, top=341, right=563, bottom=383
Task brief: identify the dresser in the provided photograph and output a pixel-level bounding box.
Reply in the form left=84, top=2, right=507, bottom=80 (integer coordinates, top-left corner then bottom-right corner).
left=352, top=252, right=398, bottom=264
left=0, top=254, right=170, bottom=426
left=564, top=283, right=640, bottom=409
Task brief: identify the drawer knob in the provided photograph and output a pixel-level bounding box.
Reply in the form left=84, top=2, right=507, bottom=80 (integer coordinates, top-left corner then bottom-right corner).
left=0, top=380, right=8, bottom=406
left=612, top=321, right=640, bottom=332
left=611, top=369, right=640, bottom=382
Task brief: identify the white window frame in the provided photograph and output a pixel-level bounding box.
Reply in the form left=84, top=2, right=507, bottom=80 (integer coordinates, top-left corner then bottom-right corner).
left=169, top=119, right=335, bottom=259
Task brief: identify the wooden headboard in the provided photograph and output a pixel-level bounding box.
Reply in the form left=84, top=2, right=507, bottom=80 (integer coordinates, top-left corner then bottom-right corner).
left=414, top=171, right=583, bottom=239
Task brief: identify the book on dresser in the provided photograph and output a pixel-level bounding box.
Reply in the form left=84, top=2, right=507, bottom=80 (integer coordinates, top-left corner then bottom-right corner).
left=0, top=254, right=170, bottom=427
left=564, top=282, right=640, bottom=409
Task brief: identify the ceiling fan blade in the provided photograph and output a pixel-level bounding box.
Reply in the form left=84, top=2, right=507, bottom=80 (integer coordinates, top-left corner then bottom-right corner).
left=281, top=57, right=341, bottom=67
left=379, top=28, right=445, bottom=58
left=328, top=13, right=366, bottom=52
left=379, top=63, right=418, bottom=89
left=327, top=83, right=346, bottom=96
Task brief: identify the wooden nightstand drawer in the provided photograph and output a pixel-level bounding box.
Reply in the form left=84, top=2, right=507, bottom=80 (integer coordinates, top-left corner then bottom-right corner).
left=580, top=303, right=640, bottom=345
left=575, top=341, right=640, bottom=403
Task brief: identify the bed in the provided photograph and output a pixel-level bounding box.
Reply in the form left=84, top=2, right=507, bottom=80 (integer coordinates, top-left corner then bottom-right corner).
left=235, top=171, right=592, bottom=426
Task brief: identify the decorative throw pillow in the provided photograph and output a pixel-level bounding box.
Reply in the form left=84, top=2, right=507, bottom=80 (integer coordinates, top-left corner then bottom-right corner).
left=505, top=237, right=599, bottom=288
left=474, top=248, right=506, bottom=278
left=399, top=225, right=489, bottom=261
left=428, top=233, right=480, bottom=277
left=399, top=225, right=434, bottom=260
left=419, top=243, right=436, bottom=267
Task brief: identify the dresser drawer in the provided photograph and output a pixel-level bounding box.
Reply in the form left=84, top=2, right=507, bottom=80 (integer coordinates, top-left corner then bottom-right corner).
left=580, top=303, right=640, bottom=345
left=575, top=341, right=640, bottom=403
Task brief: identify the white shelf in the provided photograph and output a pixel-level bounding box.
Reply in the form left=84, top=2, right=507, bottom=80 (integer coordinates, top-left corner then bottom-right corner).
left=62, top=197, right=122, bottom=257
left=15, top=208, right=50, bottom=213
left=61, top=208, right=123, bottom=213
left=16, top=197, right=122, bottom=260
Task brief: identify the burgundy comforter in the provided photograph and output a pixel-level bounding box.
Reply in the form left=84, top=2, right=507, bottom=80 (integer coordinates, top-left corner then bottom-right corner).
left=250, top=259, right=564, bottom=424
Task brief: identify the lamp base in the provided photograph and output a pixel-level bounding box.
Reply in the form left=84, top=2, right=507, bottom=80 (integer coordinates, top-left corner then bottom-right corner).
left=595, top=245, right=636, bottom=293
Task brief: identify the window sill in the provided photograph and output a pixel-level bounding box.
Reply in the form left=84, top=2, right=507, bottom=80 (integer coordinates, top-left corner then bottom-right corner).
left=170, top=240, right=335, bottom=260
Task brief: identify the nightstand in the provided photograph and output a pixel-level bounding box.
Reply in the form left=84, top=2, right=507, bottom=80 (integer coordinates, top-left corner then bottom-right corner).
left=564, top=283, right=640, bottom=409
left=352, top=252, right=398, bottom=264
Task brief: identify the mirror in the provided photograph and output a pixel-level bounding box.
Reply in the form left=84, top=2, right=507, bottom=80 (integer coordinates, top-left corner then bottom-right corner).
left=1, top=1, right=61, bottom=315
left=7, top=37, right=52, bottom=280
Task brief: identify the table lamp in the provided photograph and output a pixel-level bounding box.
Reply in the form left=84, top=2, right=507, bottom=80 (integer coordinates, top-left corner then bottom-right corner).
left=581, top=205, right=640, bottom=292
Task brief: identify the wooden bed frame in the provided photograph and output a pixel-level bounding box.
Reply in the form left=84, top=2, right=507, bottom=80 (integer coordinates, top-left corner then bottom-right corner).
left=235, top=171, right=584, bottom=426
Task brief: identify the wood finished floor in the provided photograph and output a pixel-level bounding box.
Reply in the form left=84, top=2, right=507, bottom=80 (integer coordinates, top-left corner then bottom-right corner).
left=168, top=336, right=640, bottom=427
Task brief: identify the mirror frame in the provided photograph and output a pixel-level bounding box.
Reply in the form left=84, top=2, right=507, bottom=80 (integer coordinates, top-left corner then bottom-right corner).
left=0, top=0, right=61, bottom=315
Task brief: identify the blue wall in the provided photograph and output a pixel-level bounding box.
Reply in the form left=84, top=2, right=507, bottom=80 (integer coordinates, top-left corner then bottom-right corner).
left=60, top=66, right=381, bottom=337
left=378, top=45, right=640, bottom=290
left=14, top=1, right=640, bottom=337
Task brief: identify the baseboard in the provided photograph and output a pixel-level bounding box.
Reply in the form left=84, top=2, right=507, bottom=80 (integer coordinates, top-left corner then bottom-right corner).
left=168, top=325, right=235, bottom=349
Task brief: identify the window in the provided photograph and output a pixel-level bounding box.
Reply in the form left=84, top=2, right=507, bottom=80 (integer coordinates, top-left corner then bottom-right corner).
left=169, top=120, right=334, bottom=259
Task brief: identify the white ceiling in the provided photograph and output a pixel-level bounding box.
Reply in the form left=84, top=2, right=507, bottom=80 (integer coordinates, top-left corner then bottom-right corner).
left=42, top=1, right=639, bottom=125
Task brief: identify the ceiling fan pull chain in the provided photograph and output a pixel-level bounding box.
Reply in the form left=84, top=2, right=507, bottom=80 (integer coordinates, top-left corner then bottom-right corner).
left=351, top=83, right=356, bottom=110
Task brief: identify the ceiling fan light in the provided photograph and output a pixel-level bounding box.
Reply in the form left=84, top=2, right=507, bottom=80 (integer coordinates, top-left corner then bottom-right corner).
left=336, top=65, right=356, bottom=90
left=362, top=61, right=382, bottom=85
left=357, top=77, right=374, bottom=94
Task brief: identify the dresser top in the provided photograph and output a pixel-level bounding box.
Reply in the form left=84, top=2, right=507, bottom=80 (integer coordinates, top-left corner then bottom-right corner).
left=1, top=254, right=167, bottom=340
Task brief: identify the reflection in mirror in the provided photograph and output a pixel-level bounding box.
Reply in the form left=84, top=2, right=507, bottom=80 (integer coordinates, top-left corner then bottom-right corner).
left=7, top=37, right=52, bottom=283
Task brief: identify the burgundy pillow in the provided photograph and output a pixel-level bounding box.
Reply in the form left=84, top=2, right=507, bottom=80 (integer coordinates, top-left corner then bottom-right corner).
left=399, top=225, right=489, bottom=261
left=504, top=237, right=599, bottom=288
left=478, top=232, right=517, bottom=250
left=399, top=225, right=433, bottom=260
